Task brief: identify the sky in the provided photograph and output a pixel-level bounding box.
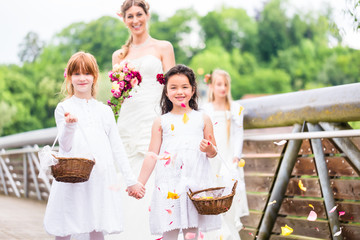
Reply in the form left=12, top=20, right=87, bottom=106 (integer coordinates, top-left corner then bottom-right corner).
left=1, top=0, right=359, bottom=64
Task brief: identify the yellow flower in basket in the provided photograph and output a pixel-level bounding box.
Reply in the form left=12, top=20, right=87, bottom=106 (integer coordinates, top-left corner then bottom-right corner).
left=200, top=196, right=214, bottom=200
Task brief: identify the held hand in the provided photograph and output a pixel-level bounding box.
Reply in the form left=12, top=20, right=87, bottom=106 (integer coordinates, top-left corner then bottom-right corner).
left=199, top=139, right=217, bottom=158
left=233, top=157, right=240, bottom=164
left=126, top=182, right=146, bottom=199
left=64, top=112, right=78, bottom=123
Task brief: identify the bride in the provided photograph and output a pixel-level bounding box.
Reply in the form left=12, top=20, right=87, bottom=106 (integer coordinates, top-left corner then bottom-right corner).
left=111, top=0, right=175, bottom=239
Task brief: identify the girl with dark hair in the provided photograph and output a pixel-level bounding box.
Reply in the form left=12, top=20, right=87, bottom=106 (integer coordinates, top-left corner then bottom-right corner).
left=138, top=64, right=221, bottom=239
left=160, top=64, right=199, bottom=114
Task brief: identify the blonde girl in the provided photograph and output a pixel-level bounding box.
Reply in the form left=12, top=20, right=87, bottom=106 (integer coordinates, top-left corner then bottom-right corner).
left=202, top=69, right=249, bottom=240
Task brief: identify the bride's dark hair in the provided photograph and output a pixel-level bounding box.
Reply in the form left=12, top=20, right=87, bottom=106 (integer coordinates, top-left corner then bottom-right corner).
left=160, top=64, right=198, bottom=114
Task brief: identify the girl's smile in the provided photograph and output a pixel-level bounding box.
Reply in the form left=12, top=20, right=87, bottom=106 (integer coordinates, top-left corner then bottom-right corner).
left=166, top=74, right=194, bottom=110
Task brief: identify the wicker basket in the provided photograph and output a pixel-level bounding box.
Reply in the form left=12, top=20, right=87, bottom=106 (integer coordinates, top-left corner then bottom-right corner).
left=51, top=156, right=95, bottom=183
left=188, top=180, right=238, bottom=215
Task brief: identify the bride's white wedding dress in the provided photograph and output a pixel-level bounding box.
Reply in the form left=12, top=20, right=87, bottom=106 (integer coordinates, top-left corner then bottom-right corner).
left=110, top=55, right=163, bottom=239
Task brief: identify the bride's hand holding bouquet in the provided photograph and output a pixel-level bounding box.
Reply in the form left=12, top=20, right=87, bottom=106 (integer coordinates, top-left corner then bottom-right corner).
left=107, top=62, right=142, bottom=122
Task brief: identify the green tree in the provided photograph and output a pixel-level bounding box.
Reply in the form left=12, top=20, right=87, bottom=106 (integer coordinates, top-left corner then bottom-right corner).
left=346, top=0, right=360, bottom=30
left=0, top=65, right=44, bottom=135
left=272, top=39, right=321, bottom=89
left=232, top=68, right=292, bottom=99
left=288, top=14, right=308, bottom=46
left=55, top=16, right=128, bottom=70
left=0, top=101, right=16, bottom=136
left=199, top=7, right=258, bottom=55
left=258, top=0, right=289, bottom=61
left=317, top=48, right=360, bottom=86
left=150, top=9, right=198, bottom=64
left=189, top=40, right=241, bottom=83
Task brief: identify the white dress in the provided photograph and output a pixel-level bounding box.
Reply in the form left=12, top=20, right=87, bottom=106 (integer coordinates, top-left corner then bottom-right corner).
left=202, top=102, right=249, bottom=240
left=150, top=110, right=221, bottom=235
left=117, top=54, right=163, bottom=163
left=44, top=96, right=137, bottom=237
left=116, top=55, right=164, bottom=239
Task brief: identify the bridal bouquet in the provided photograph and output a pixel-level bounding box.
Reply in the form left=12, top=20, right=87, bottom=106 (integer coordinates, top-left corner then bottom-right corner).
left=108, top=61, right=142, bottom=122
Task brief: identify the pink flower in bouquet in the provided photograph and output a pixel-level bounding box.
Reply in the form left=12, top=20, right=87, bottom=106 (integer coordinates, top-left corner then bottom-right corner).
left=125, top=74, right=132, bottom=81
left=107, top=61, right=142, bottom=122
left=118, top=81, right=125, bottom=90
left=130, top=78, right=139, bottom=87
left=113, top=90, right=122, bottom=98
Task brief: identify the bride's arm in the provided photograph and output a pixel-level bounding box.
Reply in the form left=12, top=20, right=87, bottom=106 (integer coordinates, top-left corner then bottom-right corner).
left=159, top=41, right=175, bottom=72
left=138, top=117, right=162, bottom=186
left=112, top=49, right=123, bottom=67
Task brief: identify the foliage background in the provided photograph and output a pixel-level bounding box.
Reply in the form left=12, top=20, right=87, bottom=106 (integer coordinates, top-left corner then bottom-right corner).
left=1, top=0, right=359, bottom=136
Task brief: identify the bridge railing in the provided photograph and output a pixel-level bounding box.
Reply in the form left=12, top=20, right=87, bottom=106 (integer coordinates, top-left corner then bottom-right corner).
left=1, top=83, right=360, bottom=239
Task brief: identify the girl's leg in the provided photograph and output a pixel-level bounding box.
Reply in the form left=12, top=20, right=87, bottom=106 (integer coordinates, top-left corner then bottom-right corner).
left=55, top=236, right=70, bottom=240
left=182, top=228, right=199, bottom=240
left=89, top=231, right=104, bottom=240
left=223, top=209, right=241, bottom=240
left=162, top=229, right=180, bottom=240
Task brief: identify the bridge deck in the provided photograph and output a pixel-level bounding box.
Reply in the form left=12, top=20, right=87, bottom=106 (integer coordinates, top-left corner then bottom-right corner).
left=0, top=195, right=136, bottom=240
left=0, top=195, right=51, bottom=239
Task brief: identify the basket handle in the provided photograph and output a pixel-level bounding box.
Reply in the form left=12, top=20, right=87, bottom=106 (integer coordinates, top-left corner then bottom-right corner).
left=232, top=180, right=238, bottom=193
left=51, top=134, right=59, bottom=150
left=52, top=120, right=96, bottom=161
left=208, top=142, right=233, bottom=173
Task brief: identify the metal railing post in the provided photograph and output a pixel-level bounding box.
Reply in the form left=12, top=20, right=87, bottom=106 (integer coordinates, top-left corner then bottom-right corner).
left=29, top=149, right=51, bottom=192
left=26, top=150, right=42, bottom=200
left=307, top=123, right=343, bottom=239
left=0, top=150, right=8, bottom=195
left=257, top=124, right=303, bottom=239
left=320, top=122, right=360, bottom=176
left=0, top=155, right=20, bottom=197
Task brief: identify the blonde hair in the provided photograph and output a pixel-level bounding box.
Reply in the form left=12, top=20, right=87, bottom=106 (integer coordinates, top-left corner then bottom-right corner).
left=208, top=69, right=233, bottom=141
left=61, top=51, right=99, bottom=98
left=119, top=0, right=150, bottom=60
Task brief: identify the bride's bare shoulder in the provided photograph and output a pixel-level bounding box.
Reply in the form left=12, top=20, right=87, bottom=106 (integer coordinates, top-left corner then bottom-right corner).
left=153, top=39, right=173, bottom=51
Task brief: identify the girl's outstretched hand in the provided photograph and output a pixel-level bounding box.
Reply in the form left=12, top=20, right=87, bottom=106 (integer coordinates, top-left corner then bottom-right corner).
left=200, top=139, right=217, bottom=158
left=64, top=112, right=78, bottom=123
left=126, top=182, right=146, bottom=200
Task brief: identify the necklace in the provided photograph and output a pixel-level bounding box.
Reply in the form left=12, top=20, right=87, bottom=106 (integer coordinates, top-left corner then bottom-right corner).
left=131, top=36, right=151, bottom=49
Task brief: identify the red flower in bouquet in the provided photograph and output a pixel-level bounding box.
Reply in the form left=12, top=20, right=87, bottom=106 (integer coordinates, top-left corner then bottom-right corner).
left=157, top=73, right=165, bottom=85
left=107, top=61, right=142, bottom=122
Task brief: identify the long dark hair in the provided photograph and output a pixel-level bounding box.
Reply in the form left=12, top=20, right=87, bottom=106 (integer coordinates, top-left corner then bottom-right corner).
left=160, top=64, right=198, bottom=114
